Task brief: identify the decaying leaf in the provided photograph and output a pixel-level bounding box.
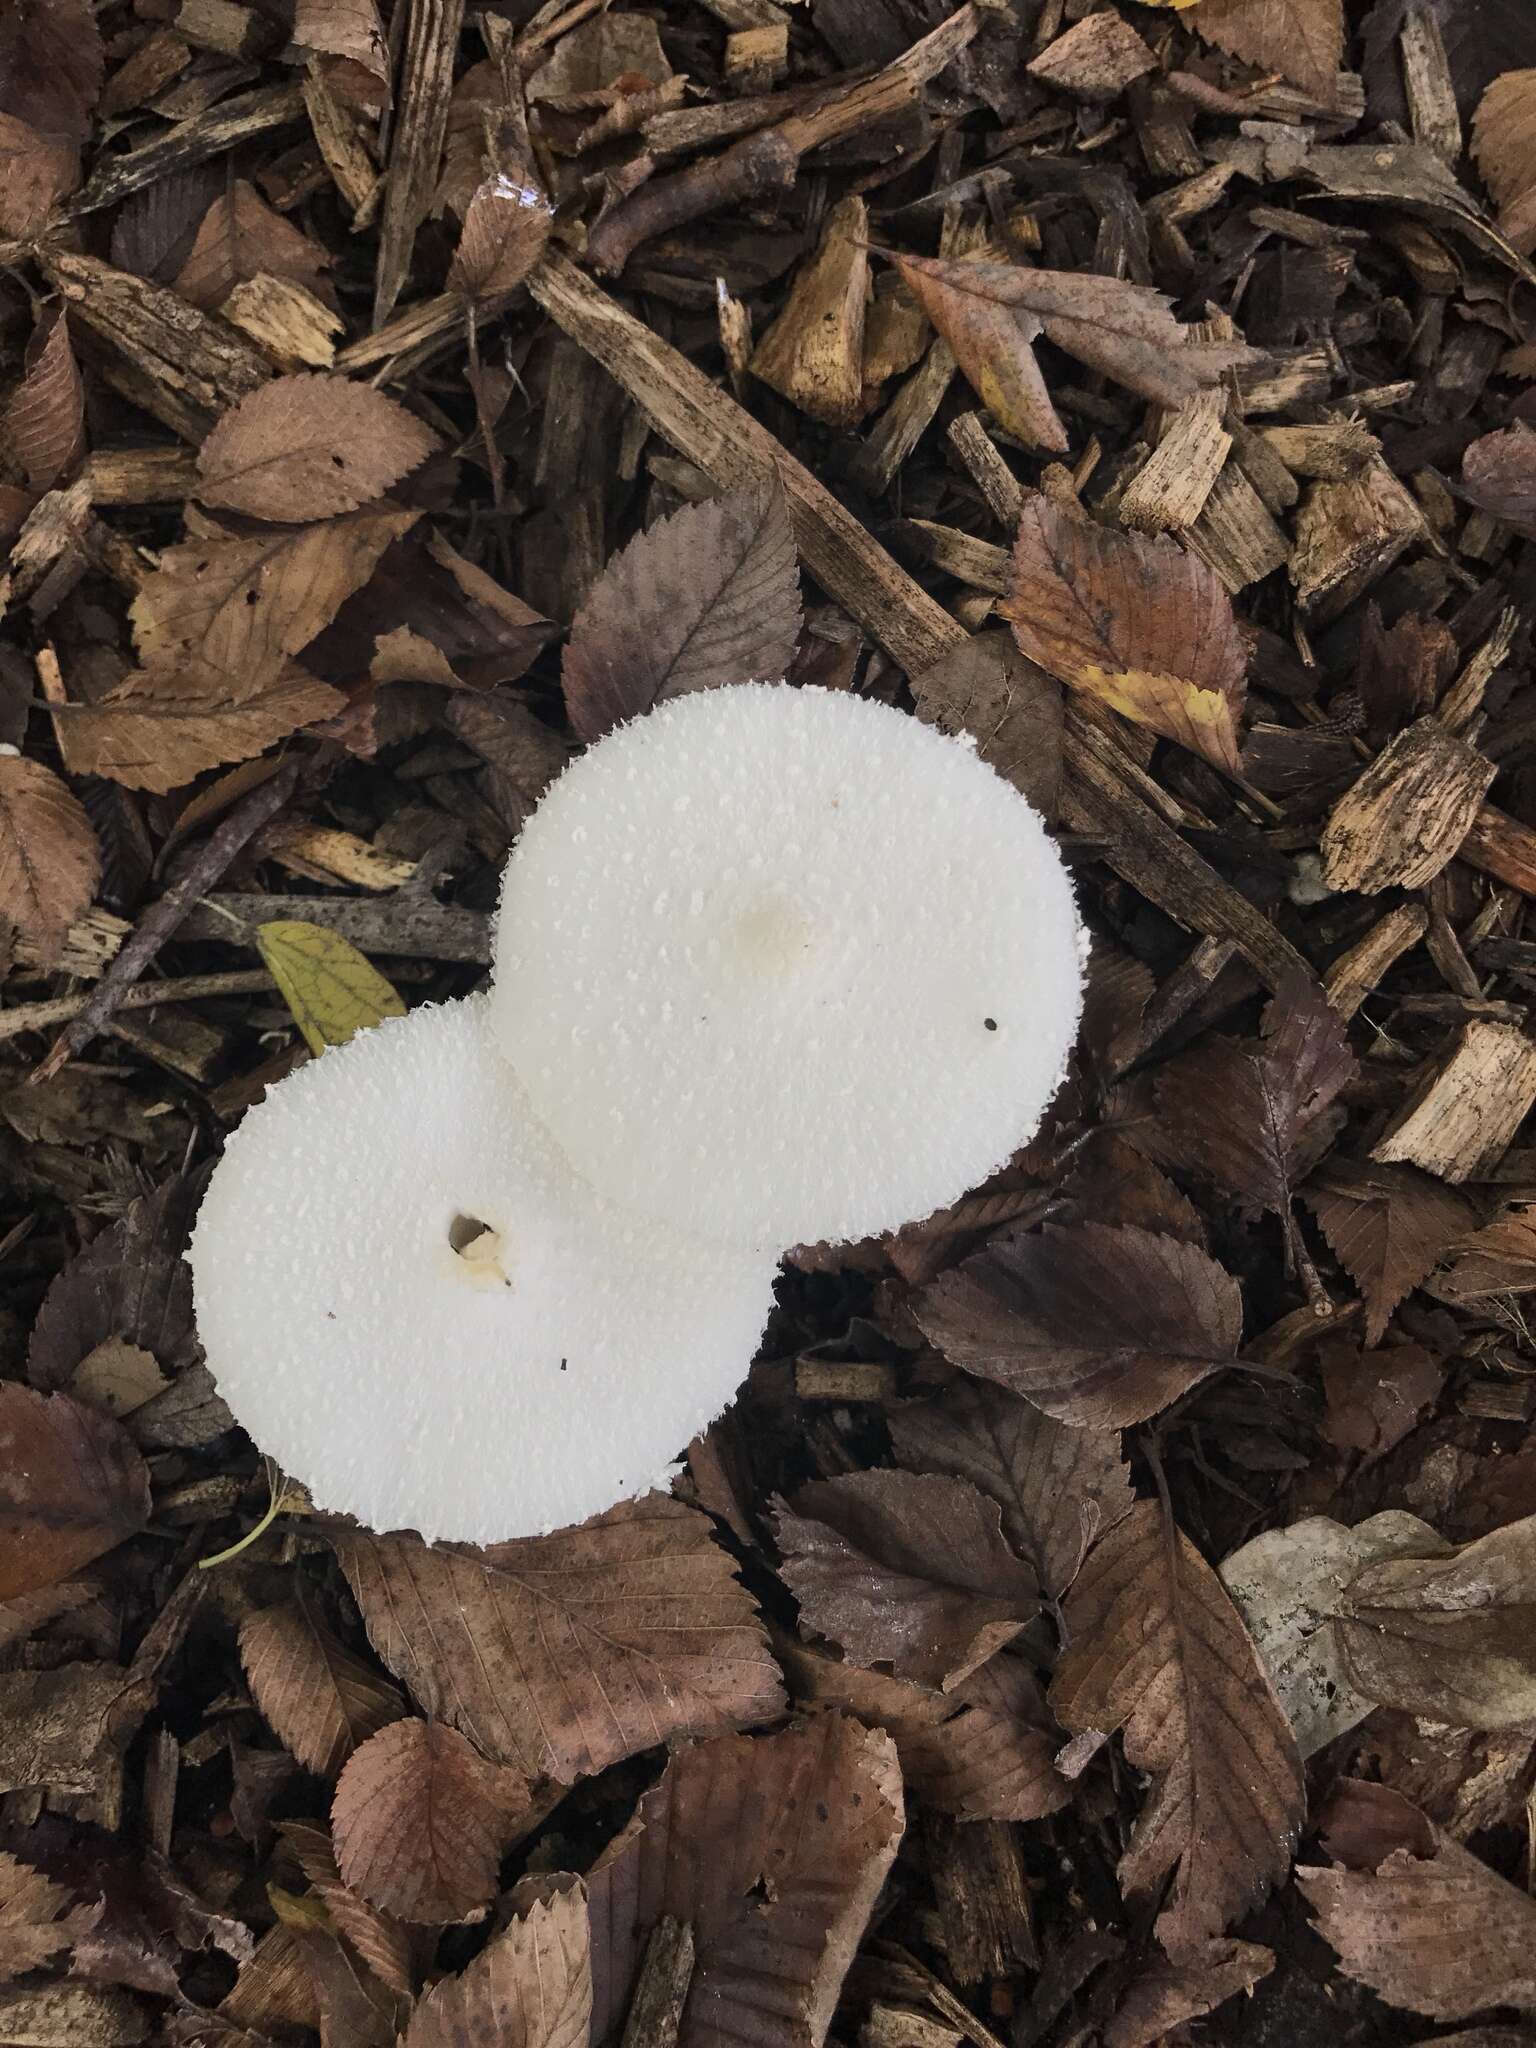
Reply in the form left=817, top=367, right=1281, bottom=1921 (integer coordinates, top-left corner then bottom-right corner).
left=909, top=630, right=1064, bottom=820
left=1154, top=977, right=1356, bottom=1219
left=240, top=1598, right=405, bottom=1776
left=1004, top=494, right=1248, bottom=774
left=585, top=1715, right=903, bottom=2048
left=1321, top=1339, right=1443, bottom=1460
left=294, top=0, right=391, bottom=100
left=1300, top=1828, right=1536, bottom=2018
left=0, top=0, right=103, bottom=141
left=253, top=921, right=406, bottom=1055
left=197, top=376, right=438, bottom=524
left=1303, top=1160, right=1473, bottom=1344
left=0, top=112, right=77, bottom=238
left=774, top=1470, right=1038, bottom=1689
left=783, top=1637, right=1070, bottom=1823
left=0, top=1849, right=96, bottom=1984
left=279, top=1821, right=415, bottom=2000
left=1432, top=1210, right=1536, bottom=1299
left=1104, top=1941, right=1275, bottom=2048
left=1332, top=1514, right=1536, bottom=1731
left=1193, top=0, right=1345, bottom=99
left=915, top=1222, right=1242, bottom=1429
left=1472, top=69, right=1536, bottom=254
left=334, top=1496, right=785, bottom=1783
left=0, top=752, right=99, bottom=971
left=0, top=1662, right=139, bottom=1798
left=891, top=254, right=1065, bottom=450
left=1462, top=425, right=1536, bottom=534
left=888, top=1377, right=1132, bottom=1599
left=173, top=181, right=332, bottom=314
left=449, top=171, right=554, bottom=300
left=1051, top=1500, right=1306, bottom=1959
left=70, top=1338, right=168, bottom=1420
left=0, top=1384, right=150, bottom=1601
left=332, top=1718, right=530, bottom=1924
left=403, top=1880, right=590, bottom=2048
left=28, top=1171, right=201, bottom=1392
left=55, top=662, right=344, bottom=795
left=0, top=307, right=84, bottom=490
left=561, top=485, right=800, bottom=741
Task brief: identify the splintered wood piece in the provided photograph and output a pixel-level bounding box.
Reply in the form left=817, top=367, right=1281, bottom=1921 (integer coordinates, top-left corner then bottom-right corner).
left=179, top=891, right=491, bottom=961
left=1372, top=1019, right=1536, bottom=1182
left=1026, top=11, right=1154, bottom=100
left=1227, top=419, right=1299, bottom=514
left=862, top=275, right=930, bottom=391
left=374, top=0, right=467, bottom=328
left=1261, top=420, right=1378, bottom=479
left=42, top=251, right=270, bottom=443
left=303, top=61, right=380, bottom=221
left=620, top=1918, right=695, bottom=2048
left=947, top=412, right=1024, bottom=528
left=1461, top=803, right=1536, bottom=897
left=256, top=822, right=418, bottom=890
left=1186, top=464, right=1291, bottom=590
left=850, top=337, right=957, bottom=496
left=1320, top=719, right=1496, bottom=893
left=82, top=446, right=200, bottom=505
left=725, top=23, right=788, bottom=92
left=749, top=195, right=869, bottom=428
left=1401, top=2, right=1459, bottom=165
left=920, top=1814, right=1038, bottom=1982
left=1291, top=458, right=1427, bottom=617
left=1118, top=398, right=1231, bottom=533
left=906, top=520, right=1010, bottom=594
left=67, top=82, right=305, bottom=217
left=101, top=27, right=191, bottom=115
left=175, top=0, right=279, bottom=59
left=1323, top=902, right=1428, bottom=1017
left=222, top=274, right=343, bottom=370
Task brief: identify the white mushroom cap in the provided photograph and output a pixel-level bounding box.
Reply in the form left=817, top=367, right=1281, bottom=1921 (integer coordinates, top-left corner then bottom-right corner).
left=490, top=683, right=1084, bottom=1253
left=189, top=996, right=776, bottom=1543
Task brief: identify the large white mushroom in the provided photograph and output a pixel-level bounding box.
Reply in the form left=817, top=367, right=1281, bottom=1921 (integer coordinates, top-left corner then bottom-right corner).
left=189, top=996, right=776, bottom=1543
left=490, top=683, right=1084, bottom=1253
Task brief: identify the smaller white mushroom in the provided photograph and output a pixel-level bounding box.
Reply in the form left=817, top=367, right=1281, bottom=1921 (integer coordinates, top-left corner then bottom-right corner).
left=490, top=683, right=1085, bottom=1252
left=189, top=996, right=776, bottom=1543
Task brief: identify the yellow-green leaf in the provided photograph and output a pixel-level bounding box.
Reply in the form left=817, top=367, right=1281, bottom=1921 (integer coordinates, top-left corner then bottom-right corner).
left=255, top=920, right=406, bottom=1055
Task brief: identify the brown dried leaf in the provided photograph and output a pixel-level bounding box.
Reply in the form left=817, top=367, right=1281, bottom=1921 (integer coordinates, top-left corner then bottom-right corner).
left=197, top=377, right=438, bottom=524
left=889, top=1377, right=1132, bottom=1600
left=891, top=257, right=1255, bottom=415
left=28, top=1171, right=201, bottom=1392
left=1193, top=0, right=1344, bottom=99
left=890, top=254, right=1065, bottom=451
left=1103, top=1941, right=1274, bottom=2048
left=294, top=0, right=390, bottom=100
left=403, top=1880, right=590, bottom=2048
left=1321, top=1341, right=1443, bottom=1461
left=0, top=1384, right=149, bottom=1601
left=0, top=0, right=102, bottom=141
left=1462, top=425, right=1536, bottom=534
left=774, top=1471, right=1038, bottom=1690
left=1473, top=69, right=1536, bottom=253
left=1004, top=494, right=1248, bottom=774
left=449, top=172, right=554, bottom=301
left=1154, top=976, right=1356, bottom=1219
left=70, top=1338, right=167, bottom=1419
left=131, top=506, right=417, bottom=681
left=55, top=661, right=344, bottom=795
left=783, top=1638, right=1070, bottom=1823
left=909, top=629, right=1064, bottom=820
left=1051, top=1500, right=1305, bottom=1960
left=0, top=1850, right=95, bottom=1984
left=1303, top=1160, right=1473, bottom=1344
left=334, top=1496, right=785, bottom=1783
left=1333, top=1514, right=1536, bottom=1730
left=0, top=753, right=99, bottom=971
left=173, top=182, right=332, bottom=315
left=561, top=484, right=800, bottom=741
left=1433, top=1212, right=1536, bottom=1299
left=0, top=112, right=77, bottom=237
left=585, top=1716, right=903, bottom=2048
left=915, top=1222, right=1242, bottom=1429
left=1300, top=1830, right=1536, bottom=2018
left=0, top=308, right=83, bottom=490
left=278, top=1821, right=415, bottom=1999
left=332, top=1718, right=529, bottom=1924
left=240, top=1599, right=405, bottom=1776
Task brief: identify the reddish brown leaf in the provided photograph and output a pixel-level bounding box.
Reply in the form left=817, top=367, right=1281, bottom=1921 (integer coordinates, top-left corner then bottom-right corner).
left=54, top=661, right=344, bottom=794
left=774, top=1470, right=1038, bottom=1690
left=294, top=0, right=391, bottom=101
left=1300, top=1830, right=1536, bottom=2018
left=0, top=753, right=99, bottom=970
left=332, top=1719, right=529, bottom=1924
left=889, top=1377, right=1132, bottom=1599
left=1004, top=494, right=1248, bottom=775
left=1051, top=1500, right=1306, bottom=1960
left=915, top=1222, right=1242, bottom=1429
left=172, top=181, right=332, bottom=315
left=890, top=255, right=1065, bottom=451
left=0, top=1384, right=150, bottom=1601
left=278, top=1821, right=415, bottom=2000
left=197, top=376, right=438, bottom=524
left=449, top=172, right=554, bottom=301
left=334, top=1496, right=785, bottom=1783
left=0, top=307, right=83, bottom=490
left=1473, top=69, right=1536, bottom=254
left=240, top=1600, right=406, bottom=1777
left=1433, top=1211, right=1536, bottom=1299
left=1462, top=425, right=1536, bottom=534
left=403, top=1880, right=590, bottom=2048
left=1304, top=1160, right=1473, bottom=1344
left=909, top=629, right=1064, bottom=820
left=0, top=0, right=103, bottom=141
left=561, top=485, right=800, bottom=741
left=0, top=1849, right=96, bottom=1984
left=1320, top=1340, right=1443, bottom=1460
left=1193, top=0, right=1344, bottom=99
left=1104, top=1941, right=1274, bottom=2048
left=585, top=1716, right=903, bottom=2048
left=1154, top=976, right=1356, bottom=1219
left=0, top=112, right=77, bottom=237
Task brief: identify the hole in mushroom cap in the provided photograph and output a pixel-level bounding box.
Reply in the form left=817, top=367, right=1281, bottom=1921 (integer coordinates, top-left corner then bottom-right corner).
left=448, top=1213, right=499, bottom=1258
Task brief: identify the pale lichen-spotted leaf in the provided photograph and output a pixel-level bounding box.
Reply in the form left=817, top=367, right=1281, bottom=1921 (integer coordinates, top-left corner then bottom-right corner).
left=561, top=484, right=801, bottom=741
left=333, top=1495, right=785, bottom=1783
left=1192, top=0, right=1345, bottom=100
left=0, top=308, right=84, bottom=491
left=1005, top=493, right=1248, bottom=775
left=53, top=663, right=344, bottom=795
left=254, top=921, right=406, bottom=1055
left=403, top=1880, right=591, bottom=2048
left=240, top=1599, right=405, bottom=1776
left=0, top=1384, right=150, bottom=1601
left=0, top=753, right=99, bottom=970
left=1051, top=1500, right=1306, bottom=1961
left=197, top=376, right=439, bottom=524
left=585, top=1716, right=903, bottom=2048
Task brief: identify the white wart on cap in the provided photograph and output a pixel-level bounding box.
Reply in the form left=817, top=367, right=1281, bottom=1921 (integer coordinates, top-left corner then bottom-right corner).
left=189, top=997, right=776, bottom=1543
left=490, top=683, right=1084, bottom=1252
